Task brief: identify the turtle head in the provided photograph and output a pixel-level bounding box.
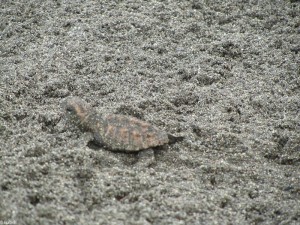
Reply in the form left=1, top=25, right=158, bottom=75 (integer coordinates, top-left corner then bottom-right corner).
left=62, top=97, right=93, bottom=131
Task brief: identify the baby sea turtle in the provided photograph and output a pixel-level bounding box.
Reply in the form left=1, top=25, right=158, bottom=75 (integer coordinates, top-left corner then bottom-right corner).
left=62, top=97, right=183, bottom=166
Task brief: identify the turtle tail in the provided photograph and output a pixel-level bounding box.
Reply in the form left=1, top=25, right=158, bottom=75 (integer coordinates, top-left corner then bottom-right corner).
left=167, top=134, right=184, bottom=144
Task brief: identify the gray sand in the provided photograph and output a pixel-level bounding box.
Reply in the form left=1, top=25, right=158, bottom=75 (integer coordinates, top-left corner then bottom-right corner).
left=1, top=0, right=299, bottom=224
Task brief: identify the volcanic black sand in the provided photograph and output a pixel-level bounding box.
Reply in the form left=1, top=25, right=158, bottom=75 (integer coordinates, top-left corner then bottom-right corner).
left=1, top=1, right=299, bottom=224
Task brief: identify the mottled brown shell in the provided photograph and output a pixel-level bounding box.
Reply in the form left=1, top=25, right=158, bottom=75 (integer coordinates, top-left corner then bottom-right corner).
left=97, top=114, right=169, bottom=151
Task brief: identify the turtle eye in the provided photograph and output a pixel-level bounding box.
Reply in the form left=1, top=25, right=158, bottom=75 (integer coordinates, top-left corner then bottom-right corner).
left=66, top=106, right=74, bottom=113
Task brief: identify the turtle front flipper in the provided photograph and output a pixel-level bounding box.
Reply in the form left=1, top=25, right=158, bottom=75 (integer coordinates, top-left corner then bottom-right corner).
left=92, top=132, right=105, bottom=147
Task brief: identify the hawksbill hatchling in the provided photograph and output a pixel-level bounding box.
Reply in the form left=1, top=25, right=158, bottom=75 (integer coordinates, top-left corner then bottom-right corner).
left=62, top=97, right=183, bottom=166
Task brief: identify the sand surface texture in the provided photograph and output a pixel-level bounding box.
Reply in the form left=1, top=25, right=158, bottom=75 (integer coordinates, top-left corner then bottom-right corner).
left=1, top=1, right=299, bottom=224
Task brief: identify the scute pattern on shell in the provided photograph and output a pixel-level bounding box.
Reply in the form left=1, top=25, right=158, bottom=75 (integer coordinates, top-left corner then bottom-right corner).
left=100, top=114, right=169, bottom=151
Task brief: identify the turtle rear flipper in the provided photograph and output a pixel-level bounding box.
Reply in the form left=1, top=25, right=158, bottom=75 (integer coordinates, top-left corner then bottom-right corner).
left=135, top=148, right=155, bottom=168
left=167, top=134, right=184, bottom=144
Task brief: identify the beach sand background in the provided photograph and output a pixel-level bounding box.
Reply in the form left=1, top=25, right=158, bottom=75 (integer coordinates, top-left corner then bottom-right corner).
left=1, top=0, right=299, bottom=224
